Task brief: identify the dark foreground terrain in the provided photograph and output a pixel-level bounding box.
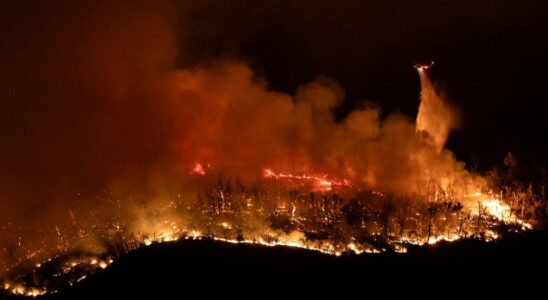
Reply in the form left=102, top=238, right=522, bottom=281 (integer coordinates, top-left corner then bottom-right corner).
left=3, top=231, right=548, bottom=299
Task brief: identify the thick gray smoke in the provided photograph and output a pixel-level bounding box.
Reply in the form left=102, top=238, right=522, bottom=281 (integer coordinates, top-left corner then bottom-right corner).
left=0, top=0, right=483, bottom=273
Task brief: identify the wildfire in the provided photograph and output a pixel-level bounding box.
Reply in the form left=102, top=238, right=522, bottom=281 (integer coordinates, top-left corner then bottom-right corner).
left=144, top=231, right=178, bottom=246
left=191, top=163, right=207, bottom=176
left=1, top=7, right=543, bottom=298
left=0, top=158, right=536, bottom=297
left=0, top=255, right=116, bottom=297
left=263, top=168, right=352, bottom=192
left=1, top=186, right=532, bottom=298
left=465, top=192, right=533, bottom=230
left=2, top=282, right=47, bottom=297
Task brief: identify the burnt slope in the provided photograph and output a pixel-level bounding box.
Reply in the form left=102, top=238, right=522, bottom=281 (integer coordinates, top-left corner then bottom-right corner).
left=33, top=231, right=548, bottom=299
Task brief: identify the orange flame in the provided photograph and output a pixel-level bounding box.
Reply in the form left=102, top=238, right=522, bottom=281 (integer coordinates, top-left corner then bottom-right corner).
left=263, top=168, right=352, bottom=192
left=191, top=163, right=206, bottom=176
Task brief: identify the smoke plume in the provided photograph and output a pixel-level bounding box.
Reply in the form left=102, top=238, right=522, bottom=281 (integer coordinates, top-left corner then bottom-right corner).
left=0, top=0, right=481, bottom=273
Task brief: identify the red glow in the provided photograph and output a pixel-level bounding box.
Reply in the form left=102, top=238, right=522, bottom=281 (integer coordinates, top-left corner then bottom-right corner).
left=415, top=65, right=430, bottom=71
left=191, top=163, right=206, bottom=176
left=414, top=61, right=434, bottom=72
left=262, top=168, right=351, bottom=192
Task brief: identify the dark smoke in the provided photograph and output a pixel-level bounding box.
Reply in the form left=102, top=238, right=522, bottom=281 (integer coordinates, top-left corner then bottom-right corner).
left=1, top=0, right=178, bottom=271
left=0, top=0, right=490, bottom=273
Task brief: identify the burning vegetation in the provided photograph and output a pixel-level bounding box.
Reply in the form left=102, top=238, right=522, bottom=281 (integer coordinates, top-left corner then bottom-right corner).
left=1, top=1, right=547, bottom=297
left=0, top=168, right=539, bottom=297
left=0, top=62, right=540, bottom=297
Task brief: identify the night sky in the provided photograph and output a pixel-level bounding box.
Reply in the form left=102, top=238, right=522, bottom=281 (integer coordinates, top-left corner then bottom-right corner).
left=176, top=0, right=548, bottom=168
left=3, top=1, right=548, bottom=168
left=2, top=0, right=548, bottom=208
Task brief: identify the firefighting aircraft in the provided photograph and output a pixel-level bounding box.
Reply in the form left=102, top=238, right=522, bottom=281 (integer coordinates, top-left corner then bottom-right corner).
left=414, top=60, right=434, bottom=71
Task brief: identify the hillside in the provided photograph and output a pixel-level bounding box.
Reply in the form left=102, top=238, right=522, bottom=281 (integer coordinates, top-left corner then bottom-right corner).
left=3, top=231, right=540, bottom=299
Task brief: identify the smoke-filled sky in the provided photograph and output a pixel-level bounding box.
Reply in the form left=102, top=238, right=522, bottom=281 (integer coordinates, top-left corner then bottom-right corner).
left=1, top=0, right=547, bottom=272
left=175, top=0, right=548, bottom=164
